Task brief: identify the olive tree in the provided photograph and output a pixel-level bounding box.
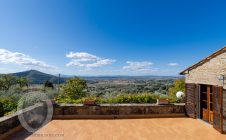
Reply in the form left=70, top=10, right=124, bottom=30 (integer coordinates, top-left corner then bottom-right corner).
left=16, top=77, right=29, bottom=88
left=0, top=75, right=16, bottom=90
left=0, top=75, right=29, bottom=90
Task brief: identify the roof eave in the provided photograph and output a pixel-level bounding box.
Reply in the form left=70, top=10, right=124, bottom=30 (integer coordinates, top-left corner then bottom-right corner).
left=178, top=46, right=226, bottom=76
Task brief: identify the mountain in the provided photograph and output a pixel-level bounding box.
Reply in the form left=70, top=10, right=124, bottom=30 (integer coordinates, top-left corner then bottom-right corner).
left=10, top=70, right=65, bottom=84
left=1, top=70, right=182, bottom=84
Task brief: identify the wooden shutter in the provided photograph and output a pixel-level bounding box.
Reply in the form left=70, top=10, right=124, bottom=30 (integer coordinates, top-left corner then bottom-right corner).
left=185, top=83, right=198, bottom=118
left=223, top=89, right=226, bottom=134
left=213, top=86, right=223, bottom=133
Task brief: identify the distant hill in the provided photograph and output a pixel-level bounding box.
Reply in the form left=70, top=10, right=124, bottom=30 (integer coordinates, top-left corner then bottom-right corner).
left=81, top=75, right=182, bottom=81
left=10, top=70, right=66, bottom=84
left=0, top=70, right=182, bottom=84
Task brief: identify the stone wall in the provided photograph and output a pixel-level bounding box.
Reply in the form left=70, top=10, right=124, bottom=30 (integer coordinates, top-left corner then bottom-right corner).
left=184, top=52, right=226, bottom=89
left=53, top=104, right=185, bottom=119
left=0, top=103, right=46, bottom=139
left=0, top=103, right=185, bottom=138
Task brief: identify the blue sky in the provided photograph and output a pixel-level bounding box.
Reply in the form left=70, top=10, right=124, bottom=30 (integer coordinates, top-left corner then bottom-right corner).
left=0, top=0, right=226, bottom=76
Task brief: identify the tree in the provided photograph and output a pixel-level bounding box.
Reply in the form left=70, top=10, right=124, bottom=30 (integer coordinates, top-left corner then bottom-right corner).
left=0, top=75, right=16, bottom=90
left=16, top=77, right=29, bottom=88
left=168, top=79, right=185, bottom=101
left=62, top=77, right=87, bottom=99
left=0, top=78, right=4, bottom=90
left=44, top=80, right=54, bottom=89
left=0, top=76, right=28, bottom=90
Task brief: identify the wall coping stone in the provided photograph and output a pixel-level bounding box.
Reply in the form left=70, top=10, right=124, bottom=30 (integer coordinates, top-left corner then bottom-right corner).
left=0, top=103, right=43, bottom=122
left=56, top=103, right=185, bottom=107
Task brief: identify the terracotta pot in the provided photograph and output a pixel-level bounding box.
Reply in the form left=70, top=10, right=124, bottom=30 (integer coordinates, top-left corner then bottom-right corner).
left=84, top=99, right=96, bottom=106
left=157, top=99, right=169, bottom=105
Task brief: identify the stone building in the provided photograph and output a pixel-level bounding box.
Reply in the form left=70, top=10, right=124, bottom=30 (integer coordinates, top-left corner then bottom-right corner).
left=180, top=46, right=226, bottom=133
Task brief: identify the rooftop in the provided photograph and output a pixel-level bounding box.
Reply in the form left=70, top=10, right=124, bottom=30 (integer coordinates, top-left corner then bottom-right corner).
left=180, top=46, right=226, bottom=75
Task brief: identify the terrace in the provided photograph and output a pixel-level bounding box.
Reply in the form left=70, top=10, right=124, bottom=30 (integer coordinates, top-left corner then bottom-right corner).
left=1, top=103, right=226, bottom=140
left=9, top=118, right=226, bottom=140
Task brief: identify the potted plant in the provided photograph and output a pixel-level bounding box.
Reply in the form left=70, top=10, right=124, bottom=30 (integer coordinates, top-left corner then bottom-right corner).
left=157, top=98, right=169, bottom=105
left=83, top=97, right=97, bottom=106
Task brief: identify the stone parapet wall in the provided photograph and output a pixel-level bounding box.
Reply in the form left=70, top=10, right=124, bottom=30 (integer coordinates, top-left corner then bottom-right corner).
left=53, top=104, right=185, bottom=119
left=185, top=52, right=226, bottom=89
left=0, top=103, right=186, bottom=139
left=0, top=103, right=46, bottom=139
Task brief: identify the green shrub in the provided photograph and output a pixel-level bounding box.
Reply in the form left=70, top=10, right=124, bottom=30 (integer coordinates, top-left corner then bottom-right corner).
left=44, top=89, right=59, bottom=99
left=168, top=79, right=185, bottom=100
left=0, top=97, right=17, bottom=115
left=106, top=94, right=159, bottom=104
left=17, top=92, right=49, bottom=109
left=0, top=87, right=22, bottom=103
left=166, top=79, right=186, bottom=103
left=56, top=93, right=163, bottom=104
left=62, top=78, right=87, bottom=100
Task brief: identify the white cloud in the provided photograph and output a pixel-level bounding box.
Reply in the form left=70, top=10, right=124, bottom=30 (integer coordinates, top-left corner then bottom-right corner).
left=168, top=63, right=179, bottom=66
left=0, top=49, right=58, bottom=70
left=66, top=52, right=115, bottom=68
left=123, top=61, right=154, bottom=73
left=66, top=52, right=98, bottom=61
